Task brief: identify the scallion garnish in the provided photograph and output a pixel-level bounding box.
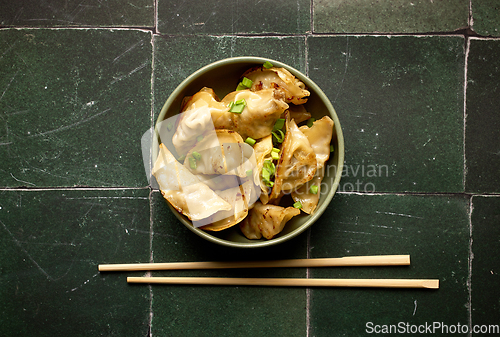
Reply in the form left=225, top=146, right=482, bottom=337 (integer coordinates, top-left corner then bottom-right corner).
left=229, top=98, right=246, bottom=114
left=273, top=118, right=285, bottom=130
left=293, top=201, right=302, bottom=209
left=271, top=150, right=280, bottom=161
left=192, top=151, right=201, bottom=161
left=241, top=77, right=253, bottom=88
left=307, top=118, right=316, bottom=128
left=236, top=77, right=253, bottom=91
left=263, top=61, right=273, bottom=69
left=189, top=157, right=197, bottom=170
left=178, top=154, right=186, bottom=162
left=272, top=129, right=285, bottom=143
left=330, top=144, right=334, bottom=153
left=196, top=135, right=204, bottom=142
left=309, top=185, right=319, bottom=194
left=246, top=169, right=253, bottom=177
left=245, top=137, right=256, bottom=146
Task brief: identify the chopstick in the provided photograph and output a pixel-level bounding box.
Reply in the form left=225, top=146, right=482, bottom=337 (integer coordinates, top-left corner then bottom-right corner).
left=98, top=254, right=410, bottom=272
left=127, top=277, right=439, bottom=289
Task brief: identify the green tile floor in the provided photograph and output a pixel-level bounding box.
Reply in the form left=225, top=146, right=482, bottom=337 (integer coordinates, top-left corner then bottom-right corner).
left=1, top=1, right=499, bottom=336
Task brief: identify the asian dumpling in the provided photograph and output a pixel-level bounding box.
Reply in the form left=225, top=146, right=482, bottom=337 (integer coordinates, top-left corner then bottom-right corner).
left=172, top=87, right=226, bottom=156
left=239, top=201, right=300, bottom=240
left=285, top=104, right=311, bottom=124
left=183, top=129, right=256, bottom=178
left=219, top=89, right=288, bottom=140
left=152, top=143, right=231, bottom=222
left=242, top=66, right=310, bottom=105
left=268, top=118, right=317, bottom=203
left=291, top=116, right=334, bottom=214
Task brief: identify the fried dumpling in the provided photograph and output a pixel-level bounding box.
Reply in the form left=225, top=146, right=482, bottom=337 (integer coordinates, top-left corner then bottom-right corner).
left=239, top=201, right=300, bottom=240
left=218, top=89, right=288, bottom=140
left=242, top=66, right=310, bottom=105
left=152, top=143, right=231, bottom=222
left=291, top=116, right=334, bottom=214
left=183, top=129, right=255, bottom=178
left=249, top=135, right=273, bottom=204
left=285, top=104, right=311, bottom=124
left=268, top=118, right=317, bottom=202
left=172, top=87, right=226, bottom=156
left=200, top=179, right=260, bottom=231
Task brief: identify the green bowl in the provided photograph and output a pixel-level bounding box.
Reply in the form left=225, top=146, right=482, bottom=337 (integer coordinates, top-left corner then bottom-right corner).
left=154, top=56, right=344, bottom=248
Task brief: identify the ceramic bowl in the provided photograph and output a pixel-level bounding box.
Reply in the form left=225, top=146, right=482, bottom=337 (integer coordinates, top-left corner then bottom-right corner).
left=153, top=56, right=344, bottom=248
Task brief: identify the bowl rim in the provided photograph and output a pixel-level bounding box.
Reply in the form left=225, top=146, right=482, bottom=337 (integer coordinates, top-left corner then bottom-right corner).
left=155, top=56, right=345, bottom=248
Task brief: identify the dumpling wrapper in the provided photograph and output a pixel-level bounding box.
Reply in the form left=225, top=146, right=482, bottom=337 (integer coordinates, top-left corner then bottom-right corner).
left=268, top=118, right=317, bottom=203
left=218, top=89, right=288, bottom=140
left=242, top=66, right=310, bottom=105
left=152, top=143, right=231, bottom=222
left=239, top=201, right=300, bottom=240
left=291, top=116, right=334, bottom=214
left=184, top=129, right=256, bottom=178
left=200, top=179, right=259, bottom=231
left=285, top=104, right=311, bottom=124
left=172, top=88, right=225, bottom=156
left=249, top=135, right=273, bottom=204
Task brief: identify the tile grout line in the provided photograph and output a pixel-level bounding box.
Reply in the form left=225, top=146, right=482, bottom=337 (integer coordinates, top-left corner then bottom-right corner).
left=467, top=195, right=474, bottom=337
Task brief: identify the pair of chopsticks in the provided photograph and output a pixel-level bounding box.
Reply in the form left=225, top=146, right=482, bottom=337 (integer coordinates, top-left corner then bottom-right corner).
left=98, top=255, right=439, bottom=289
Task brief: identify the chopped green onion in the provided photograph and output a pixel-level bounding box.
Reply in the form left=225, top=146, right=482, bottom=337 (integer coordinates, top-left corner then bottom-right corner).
left=196, top=135, right=204, bottom=142
left=246, top=169, right=253, bottom=177
left=241, top=77, right=253, bottom=88
left=166, top=122, right=173, bottom=131
left=330, top=144, right=334, bottom=153
left=229, top=98, right=246, bottom=114
left=263, top=61, right=273, bottom=69
left=265, top=180, right=274, bottom=187
left=178, top=154, right=186, bottom=162
left=189, top=157, right=197, bottom=170
left=263, top=159, right=275, bottom=175
left=245, top=137, right=256, bottom=146
left=192, top=151, right=201, bottom=161
left=272, top=147, right=280, bottom=153
left=236, top=83, right=247, bottom=91
left=273, top=118, right=285, bottom=130
left=309, top=185, right=319, bottom=194
left=272, top=129, right=285, bottom=143
left=271, top=151, right=280, bottom=161
left=261, top=167, right=271, bottom=181
left=293, top=201, right=302, bottom=209
left=236, top=77, right=253, bottom=91
left=307, top=118, right=316, bottom=128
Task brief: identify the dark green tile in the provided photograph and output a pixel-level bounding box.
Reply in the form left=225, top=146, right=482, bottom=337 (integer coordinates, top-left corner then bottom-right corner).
left=313, top=0, right=469, bottom=33
left=157, top=0, right=310, bottom=35
left=0, top=189, right=151, bottom=336
left=151, top=191, right=307, bottom=336
left=471, top=196, right=500, bottom=333
left=465, top=39, right=500, bottom=194
left=0, top=0, right=154, bottom=27
left=309, top=193, right=470, bottom=336
left=471, top=0, right=500, bottom=36
left=153, top=35, right=306, bottom=119
left=0, top=28, right=152, bottom=188
left=308, top=36, right=465, bottom=193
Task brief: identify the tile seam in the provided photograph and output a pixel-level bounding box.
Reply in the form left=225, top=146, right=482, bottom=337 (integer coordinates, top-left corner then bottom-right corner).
left=463, top=36, right=470, bottom=193
left=468, top=195, right=474, bottom=336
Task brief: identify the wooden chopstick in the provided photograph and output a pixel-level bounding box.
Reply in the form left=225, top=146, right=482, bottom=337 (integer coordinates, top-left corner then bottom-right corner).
left=98, top=255, right=410, bottom=272
left=127, top=277, right=439, bottom=289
